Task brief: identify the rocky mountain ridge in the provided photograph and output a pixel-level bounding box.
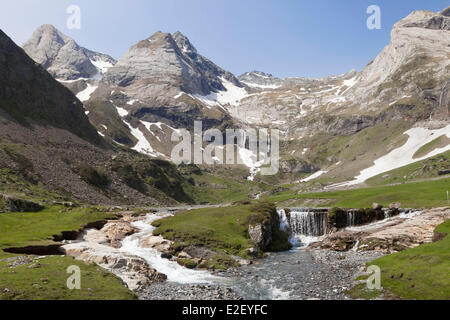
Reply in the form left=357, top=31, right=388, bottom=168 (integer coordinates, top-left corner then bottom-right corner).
left=17, top=6, right=450, bottom=187
left=0, top=29, right=101, bottom=144
left=0, top=28, right=202, bottom=207
left=23, top=24, right=116, bottom=81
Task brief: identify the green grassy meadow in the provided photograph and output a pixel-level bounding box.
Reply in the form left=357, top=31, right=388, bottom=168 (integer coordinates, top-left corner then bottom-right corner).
left=0, top=206, right=137, bottom=300
left=349, top=220, right=450, bottom=300
left=265, top=178, right=450, bottom=208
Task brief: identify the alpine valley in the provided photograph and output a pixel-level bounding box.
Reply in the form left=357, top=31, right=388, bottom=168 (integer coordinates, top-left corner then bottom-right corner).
left=0, top=6, right=449, bottom=301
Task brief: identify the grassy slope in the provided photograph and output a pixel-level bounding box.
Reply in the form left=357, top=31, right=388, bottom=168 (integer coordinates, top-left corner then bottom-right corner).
left=265, top=178, right=450, bottom=208
left=153, top=205, right=256, bottom=258
left=0, top=167, right=68, bottom=207
left=0, top=206, right=136, bottom=300
left=152, top=202, right=291, bottom=267
left=300, top=121, right=411, bottom=181
left=0, top=256, right=136, bottom=300
left=182, top=170, right=268, bottom=204
left=0, top=206, right=116, bottom=258
left=413, top=135, right=450, bottom=159
left=349, top=220, right=450, bottom=300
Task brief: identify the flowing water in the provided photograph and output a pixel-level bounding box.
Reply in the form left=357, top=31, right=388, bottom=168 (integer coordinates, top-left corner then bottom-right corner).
left=119, top=209, right=340, bottom=299
left=120, top=211, right=221, bottom=284
left=278, top=208, right=327, bottom=247
left=344, top=210, right=422, bottom=232
left=119, top=208, right=421, bottom=299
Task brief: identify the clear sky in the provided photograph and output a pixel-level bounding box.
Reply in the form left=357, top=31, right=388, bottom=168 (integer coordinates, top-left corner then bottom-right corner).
left=0, top=0, right=448, bottom=78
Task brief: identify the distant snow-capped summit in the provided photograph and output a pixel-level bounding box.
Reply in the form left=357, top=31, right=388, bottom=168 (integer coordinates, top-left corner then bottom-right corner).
left=238, top=71, right=284, bottom=89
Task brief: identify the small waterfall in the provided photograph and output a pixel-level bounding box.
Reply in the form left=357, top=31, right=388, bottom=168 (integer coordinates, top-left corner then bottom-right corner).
left=290, top=210, right=327, bottom=237
left=278, top=208, right=327, bottom=247
left=346, top=211, right=356, bottom=227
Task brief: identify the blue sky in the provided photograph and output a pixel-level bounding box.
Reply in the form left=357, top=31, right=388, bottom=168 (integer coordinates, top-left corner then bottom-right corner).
left=0, top=0, right=448, bottom=78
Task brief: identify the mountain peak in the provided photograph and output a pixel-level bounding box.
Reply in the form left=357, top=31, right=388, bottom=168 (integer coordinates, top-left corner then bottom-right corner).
left=35, top=24, right=61, bottom=33
left=0, top=29, right=102, bottom=144
left=23, top=25, right=116, bottom=80
left=396, top=7, right=450, bottom=30
left=440, top=6, right=450, bottom=17
left=172, top=31, right=197, bottom=55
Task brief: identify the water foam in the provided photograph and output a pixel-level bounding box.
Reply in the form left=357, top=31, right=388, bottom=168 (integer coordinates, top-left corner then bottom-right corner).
left=120, top=212, right=221, bottom=284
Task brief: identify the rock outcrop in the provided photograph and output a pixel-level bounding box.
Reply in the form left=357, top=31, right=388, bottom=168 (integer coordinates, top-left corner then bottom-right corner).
left=139, top=235, right=173, bottom=252
left=238, top=71, right=285, bottom=89
left=1, top=195, right=44, bottom=212
left=100, top=220, right=139, bottom=248
left=61, top=241, right=167, bottom=291
left=61, top=214, right=168, bottom=291
left=23, top=24, right=116, bottom=81
left=247, top=203, right=289, bottom=251
left=248, top=223, right=273, bottom=250
left=315, top=207, right=450, bottom=253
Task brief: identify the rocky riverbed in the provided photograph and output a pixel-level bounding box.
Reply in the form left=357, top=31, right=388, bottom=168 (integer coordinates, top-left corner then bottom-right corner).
left=58, top=207, right=448, bottom=300
left=138, top=247, right=383, bottom=300
left=140, top=283, right=242, bottom=300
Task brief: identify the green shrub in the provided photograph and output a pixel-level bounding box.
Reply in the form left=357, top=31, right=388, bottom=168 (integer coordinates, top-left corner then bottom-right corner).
left=3, top=145, right=33, bottom=173
left=198, top=254, right=239, bottom=270
left=76, top=164, right=110, bottom=189
left=328, top=207, right=345, bottom=227
left=176, top=258, right=197, bottom=269
left=111, top=159, right=147, bottom=193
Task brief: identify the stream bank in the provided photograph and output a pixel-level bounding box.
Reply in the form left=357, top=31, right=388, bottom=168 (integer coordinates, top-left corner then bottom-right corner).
left=59, top=206, right=447, bottom=300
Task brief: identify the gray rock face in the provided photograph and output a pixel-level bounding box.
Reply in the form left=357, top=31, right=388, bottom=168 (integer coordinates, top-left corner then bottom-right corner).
left=0, top=28, right=102, bottom=144
left=172, top=31, right=241, bottom=90
left=280, top=159, right=318, bottom=174
left=89, top=31, right=243, bottom=155
left=103, top=31, right=241, bottom=96
left=238, top=71, right=285, bottom=89
left=23, top=24, right=116, bottom=80
left=344, top=8, right=450, bottom=113
left=248, top=223, right=272, bottom=249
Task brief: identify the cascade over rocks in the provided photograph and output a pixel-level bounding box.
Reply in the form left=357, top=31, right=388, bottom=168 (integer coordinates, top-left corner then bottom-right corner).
left=312, top=207, right=450, bottom=253
left=61, top=213, right=169, bottom=291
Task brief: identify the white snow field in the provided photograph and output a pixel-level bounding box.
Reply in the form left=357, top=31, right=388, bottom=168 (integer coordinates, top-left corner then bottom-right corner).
left=123, top=121, right=157, bottom=157
left=76, top=83, right=98, bottom=102
left=341, top=124, right=450, bottom=186
left=191, top=77, right=248, bottom=108
left=115, top=105, right=129, bottom=117
left=300, top=170, right=327, bottom=183
left=90, top=56, right=114, bottom=74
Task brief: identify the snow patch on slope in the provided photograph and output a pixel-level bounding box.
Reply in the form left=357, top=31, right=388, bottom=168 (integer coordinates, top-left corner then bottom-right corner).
left=127, top=99, right=139, bottom=105
left=240, top=81, right=281, bottom=90
left=116, top=106, right=129, bottom=117
left=76, top=84, right=98, bottom=102
left=90, top=56, right=114, bottom=74
left=124, top=121, right=156, bottom=157
left=300, top=171, right=327, bottom=183
left=341, top=124, right=450, bottom=186
left=191, top=77, right=248, bottom=108
left=238, top=147, right=265, bottom=181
